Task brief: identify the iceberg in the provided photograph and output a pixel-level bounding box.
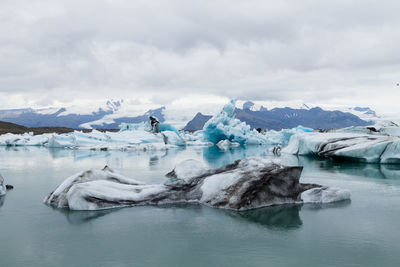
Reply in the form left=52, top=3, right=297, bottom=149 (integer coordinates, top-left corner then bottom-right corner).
left=0, top=132, right=51, bottom=146
left=180, top=131, right=212, bottom=146
left=44, top=157, right=350, bottom=211
left=201, top=100, right=313, bottom=146
left=160, top=130, right=186, bottom=147
left=0, top=124, right=185, bottom=150
left=283, top=132, right=400, bottom=163
left=301, top=187, right=351, bottom=203
left=202, top=100, right=270, bottom=145
left=262, top=125, right=313, bottom=147
left=216, top=140, right=240, bottom=150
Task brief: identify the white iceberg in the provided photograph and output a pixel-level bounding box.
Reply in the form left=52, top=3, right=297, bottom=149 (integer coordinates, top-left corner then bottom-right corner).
left=45, top=157, right=350, bottom=211
left=283, top=132, right=400, bottom=163
left=216, top=140, right=240, bottom=150
left=301, top=187, right=351, bottom=203
left=262, top=126, right=313, bottom=147
left=0, top=132, right=51, bottom=146
left=0, top=126, right=184, bottom=151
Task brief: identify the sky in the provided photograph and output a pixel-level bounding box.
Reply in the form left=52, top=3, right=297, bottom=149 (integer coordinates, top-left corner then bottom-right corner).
left=0, top=0, right=399, bottom=114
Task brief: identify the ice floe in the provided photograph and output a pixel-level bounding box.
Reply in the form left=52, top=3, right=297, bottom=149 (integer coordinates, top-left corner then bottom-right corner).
left=301, top=187, right=351, bottom=203
left=45, top=157, right=350, bottom=211
left=216, top=140, right=240, bottom=150
left=283, top=132, right=400, bottom=163
left=0, top=128, right=181, bottom=151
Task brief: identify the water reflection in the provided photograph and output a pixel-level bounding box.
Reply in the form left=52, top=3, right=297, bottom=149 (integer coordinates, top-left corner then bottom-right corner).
left=3, top=146, right=30, bottom=152
left=302, top=199, right=351, bottom=210
left=57, top=200, right=351, bottom=230
left=57, top=208, right=120, bottom=225
left=47, top=147, right=188, bottom=169
left=226, top=204, right=303, bottom=230
left=4, top=145, right=400, bottom=180
left=202, top=145, right=272, bottom=168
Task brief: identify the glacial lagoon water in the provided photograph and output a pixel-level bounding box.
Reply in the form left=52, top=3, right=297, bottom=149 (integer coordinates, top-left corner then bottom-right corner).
left=1, top=146, right=400, bottom=267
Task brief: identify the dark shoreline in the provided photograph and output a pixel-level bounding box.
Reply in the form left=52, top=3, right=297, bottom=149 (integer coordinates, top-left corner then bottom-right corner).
left=0, top=121, right=118, bottom=135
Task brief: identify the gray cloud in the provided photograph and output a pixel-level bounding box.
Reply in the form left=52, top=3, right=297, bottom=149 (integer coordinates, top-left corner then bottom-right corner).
left=0, top=0, right=399, bottom=112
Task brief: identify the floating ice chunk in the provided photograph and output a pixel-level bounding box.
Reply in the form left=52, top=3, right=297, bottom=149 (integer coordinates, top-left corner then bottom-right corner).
left=301, top=187, right=351, bottom=203
left=0, top=132, right=51, bottom=146
left=262, top=125, right=313, bottom=147
left=283, top=132, right=400, bottom=163
left=161, top=131, right=185, bottom=146
left=44, top=166, right=146, bottom=209
left=216, top=140, right=240, bottom=150
left=180, top=131, right=212, bottom=146
left=45, top=157, right=347, bottom=211
left=47, top=134, right=77, bottom=148
left=0, top=174, right=5, bottom=196
left=0, top=129, right=173, bottom=151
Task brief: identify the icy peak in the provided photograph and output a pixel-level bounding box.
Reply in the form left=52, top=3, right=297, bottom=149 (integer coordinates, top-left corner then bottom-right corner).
left=105, top=99, right=124, bottom=112
left=243, top=101, right=255, bottom=110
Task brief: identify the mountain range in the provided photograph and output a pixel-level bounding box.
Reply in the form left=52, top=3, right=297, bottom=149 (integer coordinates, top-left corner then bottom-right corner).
left=183, top=101, right=373, bottom=131
left=0, top=100, right=165, bottom=129
left=0, top=100, right=375, bottom=131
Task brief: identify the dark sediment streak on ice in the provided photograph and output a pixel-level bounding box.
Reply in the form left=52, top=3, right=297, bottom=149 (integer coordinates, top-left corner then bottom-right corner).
left=45, top=158, right=350, bottom=211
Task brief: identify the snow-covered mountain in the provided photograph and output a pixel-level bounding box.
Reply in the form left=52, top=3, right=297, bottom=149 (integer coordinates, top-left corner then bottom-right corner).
left=0, top=99, right=377, bottom=130
left=0, top=99, right=158, bottom=129
left=183, top=101, right=375, bottom=131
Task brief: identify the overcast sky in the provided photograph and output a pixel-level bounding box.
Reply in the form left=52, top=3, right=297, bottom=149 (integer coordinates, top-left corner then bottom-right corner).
left=0, top=0, right=399, bottom=113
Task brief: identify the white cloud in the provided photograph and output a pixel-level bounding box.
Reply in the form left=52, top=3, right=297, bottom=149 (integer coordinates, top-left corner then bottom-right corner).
left=0, top=0, right=399, bottom=113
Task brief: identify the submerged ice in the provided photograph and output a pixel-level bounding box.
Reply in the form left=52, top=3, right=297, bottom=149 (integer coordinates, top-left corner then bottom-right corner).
left=44, top=157, right=350, bottom=211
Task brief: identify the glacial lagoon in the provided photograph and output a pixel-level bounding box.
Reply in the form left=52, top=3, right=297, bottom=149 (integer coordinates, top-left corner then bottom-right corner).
left=1, top=146, right=400, bottom=266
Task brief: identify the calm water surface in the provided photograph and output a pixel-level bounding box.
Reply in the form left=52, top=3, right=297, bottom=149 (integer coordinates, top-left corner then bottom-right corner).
left=1, top=146, right=400, bottom=267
